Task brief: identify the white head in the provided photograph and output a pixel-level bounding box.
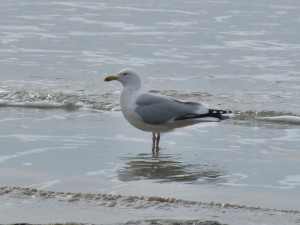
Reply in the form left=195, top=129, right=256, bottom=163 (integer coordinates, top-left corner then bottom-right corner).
left=104, top=68, right=141, bottom=89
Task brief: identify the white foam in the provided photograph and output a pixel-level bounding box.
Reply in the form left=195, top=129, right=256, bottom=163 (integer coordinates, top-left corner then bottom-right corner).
left=0, top=146, right=75, bottom=163
left=259, top=115, right=300, bottom=124
left=215, top=15, right=232, bottom=23
left=0, top=148, right=45, bottom=163
left=0, top=100, right=82, bottom=110
left=22, top=162, right=33, bottom=166
left=278, top=175, right=300, bottom=188
left=0, top=25, right=46, bottom=31
left=27, top=180, right=61, bottom=189
left=86, top=169, right=116, bottom=178
left=101, top=134, right=148, bottom=143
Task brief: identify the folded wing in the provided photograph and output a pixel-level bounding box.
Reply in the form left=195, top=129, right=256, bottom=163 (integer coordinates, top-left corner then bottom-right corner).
left=135, top=93, right=211, bottom=125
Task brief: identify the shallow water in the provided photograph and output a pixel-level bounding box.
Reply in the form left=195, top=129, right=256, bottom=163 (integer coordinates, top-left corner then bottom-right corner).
left=0, top=0, right=300, bottom=224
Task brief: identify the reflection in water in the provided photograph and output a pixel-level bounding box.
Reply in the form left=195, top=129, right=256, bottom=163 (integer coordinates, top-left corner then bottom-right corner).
left=118, top=153, right=226, bottom=184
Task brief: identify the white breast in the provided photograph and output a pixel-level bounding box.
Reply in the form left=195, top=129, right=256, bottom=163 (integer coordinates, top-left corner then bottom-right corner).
left=120, top=88, right=147, bottom=131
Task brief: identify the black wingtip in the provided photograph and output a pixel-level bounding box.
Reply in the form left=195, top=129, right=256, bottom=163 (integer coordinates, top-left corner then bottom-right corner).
left=174, top=109, right=233, bottom=121
left=208, top=109, right=232, bottom=120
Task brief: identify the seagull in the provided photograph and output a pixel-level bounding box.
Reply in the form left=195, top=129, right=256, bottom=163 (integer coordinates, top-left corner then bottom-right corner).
left=104, top=68, right=232, bottom=150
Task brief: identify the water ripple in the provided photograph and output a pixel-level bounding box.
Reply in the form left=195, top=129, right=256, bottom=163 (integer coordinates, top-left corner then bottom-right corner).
left=1, top=186, right=299, bottom=214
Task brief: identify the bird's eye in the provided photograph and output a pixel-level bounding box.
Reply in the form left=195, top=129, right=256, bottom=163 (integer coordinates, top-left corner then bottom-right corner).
left=123, top=72, right=128, bottom=76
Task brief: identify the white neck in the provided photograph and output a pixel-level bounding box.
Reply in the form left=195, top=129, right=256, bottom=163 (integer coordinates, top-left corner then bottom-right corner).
left=120, top=84, right=140, bottom=106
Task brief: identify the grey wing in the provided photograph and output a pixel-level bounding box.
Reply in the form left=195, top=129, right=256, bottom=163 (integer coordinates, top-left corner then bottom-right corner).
left=135, top=93, right=208, bottom=125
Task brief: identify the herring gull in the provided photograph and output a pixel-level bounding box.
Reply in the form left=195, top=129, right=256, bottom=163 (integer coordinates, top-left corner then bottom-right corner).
left=104, top=68, right=232, bottom=150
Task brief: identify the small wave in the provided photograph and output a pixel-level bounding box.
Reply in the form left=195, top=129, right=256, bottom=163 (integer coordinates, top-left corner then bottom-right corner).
left=233, top=111, right=300, bottom=126
left=0, top=100, right=81, bottom=110
left=123, top=220, right=224, bottom=225
left=0, top=186, right=298, bottom=214
left=0, top=89, right=118, bottom=111
left=5, top=220, right=225, bottom=225
left=1, top=90, right=299, bottom=126
left=0, top=90, right=81, bottom=110
left=3, top=220, right=224, bottom=225
left=258, top=115, right=300, bottom=124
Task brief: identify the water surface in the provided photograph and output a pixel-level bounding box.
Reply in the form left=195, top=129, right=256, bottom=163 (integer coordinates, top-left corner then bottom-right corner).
left=0, top=0, right=300, bottom=224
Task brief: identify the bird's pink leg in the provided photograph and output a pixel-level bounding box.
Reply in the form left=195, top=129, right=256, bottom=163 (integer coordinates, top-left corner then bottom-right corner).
left=152, top=132, right=160, bottom=150
left=152, top=132, right=156, bottom=149
left=156, top=133, right=160, bottom=149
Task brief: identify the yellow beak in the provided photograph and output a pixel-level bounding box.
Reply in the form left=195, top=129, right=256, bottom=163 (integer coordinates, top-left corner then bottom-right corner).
left=104, top=75, right=118, bottom=82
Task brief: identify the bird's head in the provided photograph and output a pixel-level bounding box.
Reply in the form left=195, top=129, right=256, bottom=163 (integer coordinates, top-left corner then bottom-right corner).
left=104, top=68, right=141, bottom=88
